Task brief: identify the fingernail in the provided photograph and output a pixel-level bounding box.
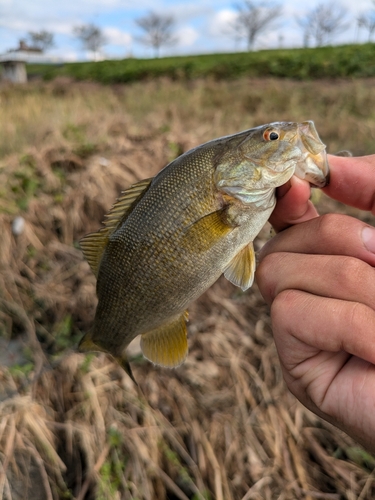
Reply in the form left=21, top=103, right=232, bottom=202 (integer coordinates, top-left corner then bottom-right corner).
left=362, top=226, right=375, bottom=253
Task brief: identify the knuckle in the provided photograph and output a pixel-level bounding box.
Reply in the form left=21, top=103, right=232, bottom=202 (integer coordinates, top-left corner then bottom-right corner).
left=256, top=253, right=279, bottom=286
left=271, top=289, right=300, bottom=326
left=256, top=253, right=289, bottom=302
left=332, top=255, right=369, bottom=286
left=257, top=252, right=278, bottom=277
left=347, top=301, right=371, bottom=331
left=316, top=213, right=343, bottom=242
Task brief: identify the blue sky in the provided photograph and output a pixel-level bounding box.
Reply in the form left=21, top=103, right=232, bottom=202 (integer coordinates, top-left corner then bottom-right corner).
left=0, top=0, right=373, bottom=61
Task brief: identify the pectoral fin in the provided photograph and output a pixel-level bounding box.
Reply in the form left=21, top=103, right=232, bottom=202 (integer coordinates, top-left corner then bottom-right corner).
left=182, top=209, right=232, bottom=253
left=140, top=313, right=188, bottom=368
left=224, top=242, right=256, bottom=291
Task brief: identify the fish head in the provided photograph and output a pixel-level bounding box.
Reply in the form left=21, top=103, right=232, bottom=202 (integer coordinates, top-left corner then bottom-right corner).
left=214, top=120, right=329, bottom=208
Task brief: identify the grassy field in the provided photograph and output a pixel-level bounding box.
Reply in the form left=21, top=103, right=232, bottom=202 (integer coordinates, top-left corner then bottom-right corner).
left=26, top=44, right=375, bottom=83
left=1, top=77, right=375, bottom=499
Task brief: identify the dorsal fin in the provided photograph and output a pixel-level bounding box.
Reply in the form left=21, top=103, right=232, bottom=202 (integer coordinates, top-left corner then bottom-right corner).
left=102, top=177, right=153, bottom=231
left=80, top=177, right=153, bottom=276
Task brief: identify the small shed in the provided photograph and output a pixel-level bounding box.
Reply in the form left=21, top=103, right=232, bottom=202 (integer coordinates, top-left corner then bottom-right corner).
left=0, top=53, right=28, bottom=83
left=0, top=41, right=58, bottom=84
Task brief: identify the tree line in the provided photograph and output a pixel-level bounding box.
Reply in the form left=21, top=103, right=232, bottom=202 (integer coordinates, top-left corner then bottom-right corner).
left=22, top=0, right=375, bottom=59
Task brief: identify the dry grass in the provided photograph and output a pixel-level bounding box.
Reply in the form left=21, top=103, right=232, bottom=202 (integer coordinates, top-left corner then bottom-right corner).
left=0, top=77, right=375, bottom=499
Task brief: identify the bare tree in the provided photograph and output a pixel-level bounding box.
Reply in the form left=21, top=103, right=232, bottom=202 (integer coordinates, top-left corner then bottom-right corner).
left=26, top=30, right=54, bottom=52
left=73, top=24, right=107, bottom=61
left=297, top=3, right=349, bottom=47
left=135, top=11, right=176, bottom=57
left=358, top=0, right=375, bottom=41
left=225, top=1, right=283, bottom=51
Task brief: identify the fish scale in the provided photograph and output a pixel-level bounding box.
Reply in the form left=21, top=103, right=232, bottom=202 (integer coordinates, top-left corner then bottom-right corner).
left=79, top=121, right=329, bottom=380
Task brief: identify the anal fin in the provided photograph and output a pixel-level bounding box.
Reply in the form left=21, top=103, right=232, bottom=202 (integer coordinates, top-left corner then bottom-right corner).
left=140, top=314, right=188, bottom=368
left=224, top=242, right=256, bottom=291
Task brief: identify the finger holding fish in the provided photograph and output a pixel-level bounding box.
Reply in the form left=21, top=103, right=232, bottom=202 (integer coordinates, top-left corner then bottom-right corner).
left=259, top=213, right=375, bottom=270
left=257, top=250, right=375, bottom=309
left=268, top=151, right=375, bottom=234
left=253, top=146, right=375, bottom=452
left=268, top=176, right=319, bottom=233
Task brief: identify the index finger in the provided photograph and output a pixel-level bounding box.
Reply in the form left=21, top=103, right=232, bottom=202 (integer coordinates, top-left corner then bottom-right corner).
left=324, top=154, right=375, bottom=213
left=269, top=176, right=319, bottom=232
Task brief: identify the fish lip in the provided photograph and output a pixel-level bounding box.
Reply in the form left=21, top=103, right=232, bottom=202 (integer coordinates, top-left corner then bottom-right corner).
left=295, top=151, right=329, bottom=188
left=298, top=121, right=326, bottom=153
left=296, top=122, right=329, bottom=187
left=309, top=165, right=330, bottom=188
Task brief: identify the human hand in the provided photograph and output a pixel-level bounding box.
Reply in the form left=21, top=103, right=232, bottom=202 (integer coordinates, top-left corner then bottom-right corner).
left=269, top=154, right=375, bottom=232
left=256, top=154, right=375, bottom=451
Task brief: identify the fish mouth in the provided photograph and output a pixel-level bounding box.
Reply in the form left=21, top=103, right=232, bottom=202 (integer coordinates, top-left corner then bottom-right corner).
left=294, top=121, right=329, bottom=188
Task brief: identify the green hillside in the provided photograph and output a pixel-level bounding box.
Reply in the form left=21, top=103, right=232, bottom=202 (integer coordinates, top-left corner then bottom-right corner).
left=27, top=43, right=375, bottom=82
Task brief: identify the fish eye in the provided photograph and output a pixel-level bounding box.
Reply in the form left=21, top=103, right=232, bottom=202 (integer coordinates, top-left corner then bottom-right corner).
left=263, top=130, right=280, bottom=141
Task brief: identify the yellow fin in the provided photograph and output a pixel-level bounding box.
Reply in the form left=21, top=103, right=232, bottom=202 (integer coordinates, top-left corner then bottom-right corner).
left=224, top=242, right=255, bottom=291
left=140, top=314, right=188, bottom=368
left=183, top=209, right=232, bottom=253
left=80, top=178, right=153, bottom=276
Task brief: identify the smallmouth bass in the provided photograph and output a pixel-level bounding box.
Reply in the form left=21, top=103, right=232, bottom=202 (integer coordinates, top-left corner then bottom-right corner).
left=79, top=121, right=328, bottom=380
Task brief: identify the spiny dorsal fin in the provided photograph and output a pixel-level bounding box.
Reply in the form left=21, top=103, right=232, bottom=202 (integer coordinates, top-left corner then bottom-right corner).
left=103, top=178, right=153, bottom=232
left=80, top=177, right=153, bottom=276
left=140, top=313, right=188, bottom=368
left=224, top=242, right=256, bottom=291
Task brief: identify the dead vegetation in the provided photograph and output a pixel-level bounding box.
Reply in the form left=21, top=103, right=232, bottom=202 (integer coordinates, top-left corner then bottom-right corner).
left=0, top=78, right=375, bottom=499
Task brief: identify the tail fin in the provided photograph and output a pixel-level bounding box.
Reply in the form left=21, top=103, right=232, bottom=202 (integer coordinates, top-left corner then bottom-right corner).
left=78, top=332, right=137, bottom=385
left=114, top=354, right=137, bottom=385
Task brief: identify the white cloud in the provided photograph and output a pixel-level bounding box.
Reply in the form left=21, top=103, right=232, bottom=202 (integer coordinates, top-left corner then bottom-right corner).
left=164, top=3, right=212, bottom=22
left=104, top=27, right=132, bottom=47
left=49, top=49, right=80, bottom=61
left=176, top=26, right=199, bottom=47
left=207, top=9, right=237, bottom=37
left=1, top=0, right=139, bottom=18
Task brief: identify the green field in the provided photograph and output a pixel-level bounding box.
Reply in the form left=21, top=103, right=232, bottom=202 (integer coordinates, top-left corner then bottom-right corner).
left=27, top=43, right=375, bottom=83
